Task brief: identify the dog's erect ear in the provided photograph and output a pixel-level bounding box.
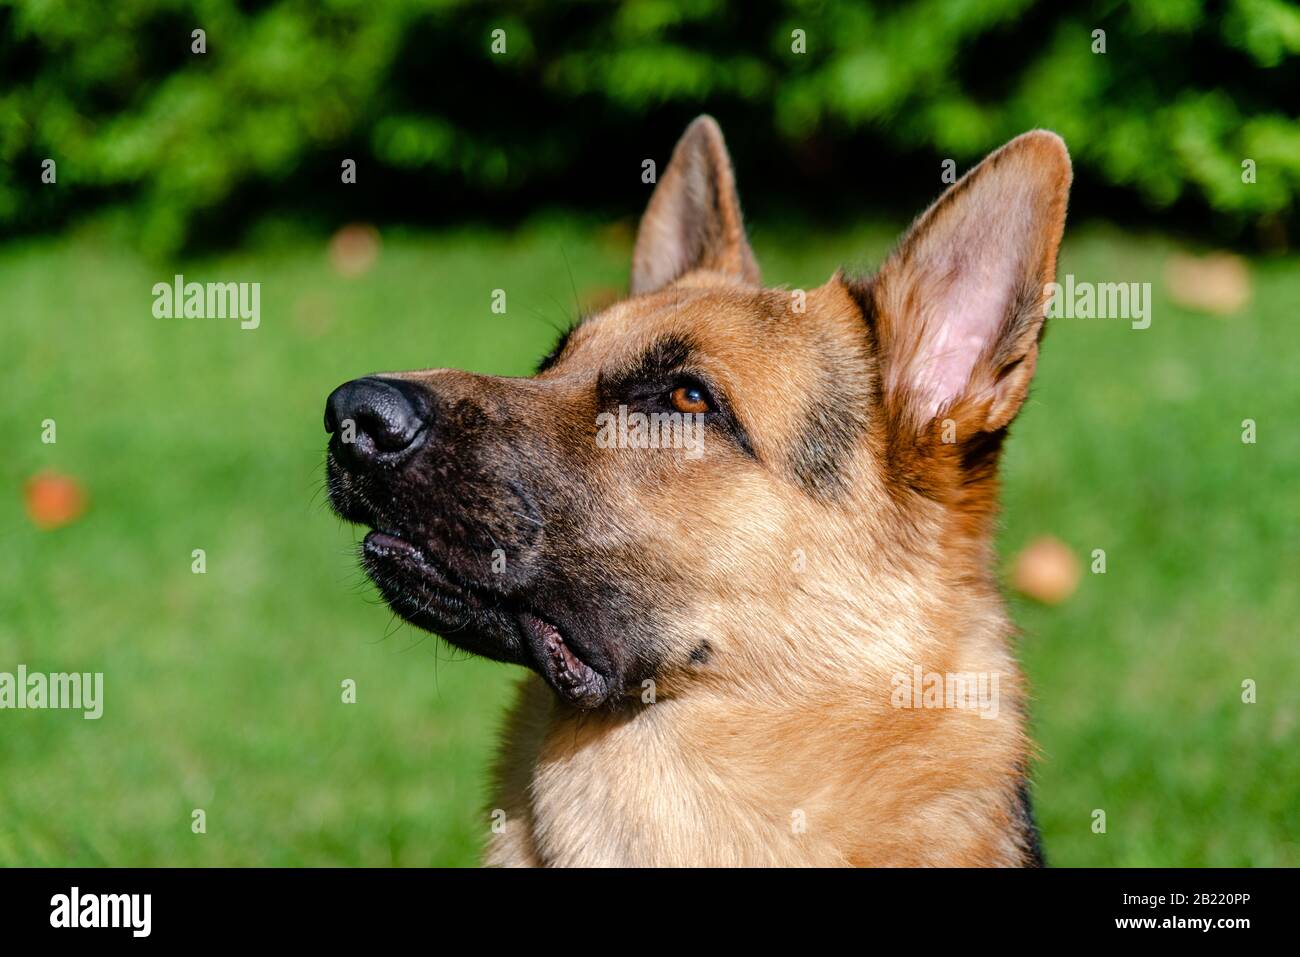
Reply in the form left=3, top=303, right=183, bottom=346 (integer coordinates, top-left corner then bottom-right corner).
left=867, top=130, right=1071, bottom=436
left=630, top=115, right=760, bottom=295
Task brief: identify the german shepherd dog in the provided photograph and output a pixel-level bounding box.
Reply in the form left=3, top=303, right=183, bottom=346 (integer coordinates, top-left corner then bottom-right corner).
left=325, top=116, right=1071, bottom=866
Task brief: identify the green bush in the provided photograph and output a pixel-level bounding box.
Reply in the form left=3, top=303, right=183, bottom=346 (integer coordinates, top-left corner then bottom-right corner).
left=2, top=0, right=1297, bottom=252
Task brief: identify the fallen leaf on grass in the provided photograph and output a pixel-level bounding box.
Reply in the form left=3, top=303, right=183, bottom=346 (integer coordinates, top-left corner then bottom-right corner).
left=24, top=472, right=88, bottom=530
left=1011, top=536, right=1080, bottom=605
left=328, top=224, right=381, bottom=278
left=1164, top=251, right=1251, bottom=315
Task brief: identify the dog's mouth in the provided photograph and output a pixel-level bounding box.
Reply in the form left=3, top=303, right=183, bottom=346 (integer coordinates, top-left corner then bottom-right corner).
left=516, top=611, right=608, bottom=708
left=360, top=529, right=612, bottom=708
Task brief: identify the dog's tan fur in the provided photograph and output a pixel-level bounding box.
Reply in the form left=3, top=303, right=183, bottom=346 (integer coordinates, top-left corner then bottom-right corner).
left=471, top=117, right=1070, bottom=867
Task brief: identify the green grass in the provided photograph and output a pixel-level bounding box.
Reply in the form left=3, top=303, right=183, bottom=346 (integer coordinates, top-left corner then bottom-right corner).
left=1, top=217, right=1296, bottom=866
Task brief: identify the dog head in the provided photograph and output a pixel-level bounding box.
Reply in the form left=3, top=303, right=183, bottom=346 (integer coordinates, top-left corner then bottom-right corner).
left=325, top=116, right=1071, bottom=710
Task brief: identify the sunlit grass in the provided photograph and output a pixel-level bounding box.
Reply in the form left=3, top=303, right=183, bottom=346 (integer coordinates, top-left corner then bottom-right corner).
left=1, top=219, right=1295, bottom=865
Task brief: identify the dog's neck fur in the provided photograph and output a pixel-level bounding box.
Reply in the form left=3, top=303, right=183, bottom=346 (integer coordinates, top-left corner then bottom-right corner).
left=486, top=529, right=1036, bottom=867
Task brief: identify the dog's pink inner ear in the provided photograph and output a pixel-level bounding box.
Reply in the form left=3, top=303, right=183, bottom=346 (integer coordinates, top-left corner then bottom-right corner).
left=874, top=131, right=1071, bottom=431
left=904, top=249, right=1018, bottom=419
left=630, top=115, right=759, bottom=295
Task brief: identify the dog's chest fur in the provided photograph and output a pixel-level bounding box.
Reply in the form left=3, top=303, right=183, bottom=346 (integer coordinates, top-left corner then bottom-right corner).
left=486, top=623, right=1037, bottom=867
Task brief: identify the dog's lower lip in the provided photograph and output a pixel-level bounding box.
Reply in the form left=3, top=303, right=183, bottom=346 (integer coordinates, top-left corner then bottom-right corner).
left=363, top=530, right=419, bottom=555
left=519, top=611, right=607, bottom=707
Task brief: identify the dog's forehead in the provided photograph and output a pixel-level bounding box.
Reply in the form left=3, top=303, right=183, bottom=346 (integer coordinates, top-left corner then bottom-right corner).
left=562, top=284, right=789, bottom=371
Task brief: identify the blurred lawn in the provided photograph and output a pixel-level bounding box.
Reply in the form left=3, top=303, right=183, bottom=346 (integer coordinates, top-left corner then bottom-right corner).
left=1, top=217, right=1297, bottom=866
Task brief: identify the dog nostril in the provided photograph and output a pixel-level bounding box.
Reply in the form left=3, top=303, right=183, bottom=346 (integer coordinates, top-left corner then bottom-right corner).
left=325, top=377, right=430, bottom=458
left=357, top=406, right=413, bottom=452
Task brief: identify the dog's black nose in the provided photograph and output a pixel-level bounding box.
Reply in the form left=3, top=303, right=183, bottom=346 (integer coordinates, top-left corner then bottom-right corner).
left=325, top=376, right=430, bottom=460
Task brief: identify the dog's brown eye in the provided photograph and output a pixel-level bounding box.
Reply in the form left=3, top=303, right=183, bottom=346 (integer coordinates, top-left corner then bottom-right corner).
left=670, top=385, right=710, bottom=414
